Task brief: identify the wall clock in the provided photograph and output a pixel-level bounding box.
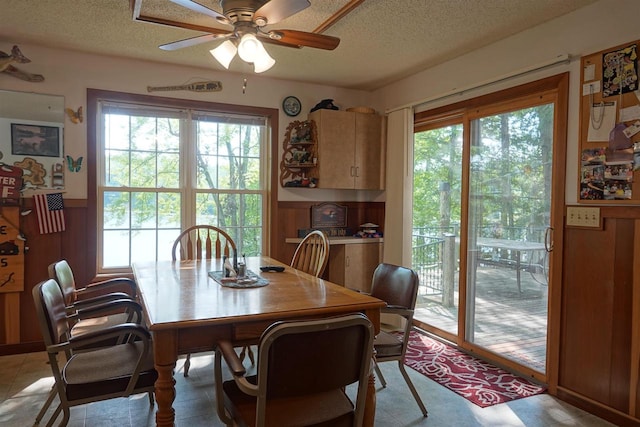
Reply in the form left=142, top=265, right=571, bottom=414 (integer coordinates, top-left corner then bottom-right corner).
left=282, top=96, right=301, bottom=117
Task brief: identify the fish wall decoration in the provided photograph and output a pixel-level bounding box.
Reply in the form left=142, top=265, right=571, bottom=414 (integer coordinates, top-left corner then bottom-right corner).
left=0, top=45, right=44, bottom=82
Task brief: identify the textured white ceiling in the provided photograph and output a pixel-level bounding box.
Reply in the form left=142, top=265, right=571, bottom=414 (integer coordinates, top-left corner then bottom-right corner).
left=1, top=0, right=598, bottom=90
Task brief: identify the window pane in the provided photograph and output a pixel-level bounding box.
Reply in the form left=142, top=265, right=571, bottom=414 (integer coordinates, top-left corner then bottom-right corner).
left=104, top=191, right=130, bottom=228
left=130, top=151, right=158, bottom=187
left=195, top=193, right=262, bottom=256
left=103, top=229, right=130, bottom=268
left=158, top=153, right=179, bottom=188
left=104, top=114, right=130, bottom=150
left=131, top=192, right=157, bottom=228
left=131, top=116, right=158, bottom=151
left=105, top=149, right=130, bottom=187
left=158, top=193, right=181, bottom=228
left=412, top=124, right=463, bottom=336
left=196, top=121, right=262, bottom=190
left=131, top=229, right=157, bottom=263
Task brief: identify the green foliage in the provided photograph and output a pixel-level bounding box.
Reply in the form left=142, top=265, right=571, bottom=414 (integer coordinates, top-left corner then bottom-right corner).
left=414, top=103, right=553, bottom=238
left=101, top=110, right=266, bottom=268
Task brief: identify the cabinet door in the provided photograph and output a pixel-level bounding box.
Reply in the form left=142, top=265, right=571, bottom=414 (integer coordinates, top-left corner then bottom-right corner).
left=313, top=109, right=356, bottom=189
left=328, top=243, right=381, bottom=293
left=354, top=113, right=383, bottom=190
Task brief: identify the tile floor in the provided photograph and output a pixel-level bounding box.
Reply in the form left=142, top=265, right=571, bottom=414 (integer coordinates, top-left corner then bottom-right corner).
left=0, top=351, right=617, bottom=427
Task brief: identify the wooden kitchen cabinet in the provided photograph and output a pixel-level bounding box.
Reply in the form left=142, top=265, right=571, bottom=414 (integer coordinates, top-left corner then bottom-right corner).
left=309, top=109, right=384, bottom=190
left=328, top=241, right=382, bottom=293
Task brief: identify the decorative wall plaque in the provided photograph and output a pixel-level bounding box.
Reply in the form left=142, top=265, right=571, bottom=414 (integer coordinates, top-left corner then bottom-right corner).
left=311, top=202, right=347, bottom=228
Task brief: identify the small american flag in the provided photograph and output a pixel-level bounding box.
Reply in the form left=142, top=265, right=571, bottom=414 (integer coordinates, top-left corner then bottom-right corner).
left=34, top=193, right=66, bottom=234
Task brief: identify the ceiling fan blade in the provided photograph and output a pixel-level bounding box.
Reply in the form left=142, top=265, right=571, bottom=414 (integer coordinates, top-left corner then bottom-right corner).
left=159, top=34, right=230, bottom=51
left=254, top=0, right=310, bottom=25
left=268, top=29, right=340, bottom=50
left=169, top=0, right=230, bottom=25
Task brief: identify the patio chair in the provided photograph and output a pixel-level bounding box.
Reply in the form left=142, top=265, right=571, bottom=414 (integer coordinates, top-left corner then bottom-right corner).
left=32, top=278, right=157, bottom=427
left=290, top=229, right=330, bottom=277
left=214, top=313, right=374, bottom=427
left=371, top=263, right=428, bottom=417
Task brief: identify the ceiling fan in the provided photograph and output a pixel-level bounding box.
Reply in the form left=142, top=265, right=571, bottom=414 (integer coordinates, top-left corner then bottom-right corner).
left=159, top=0, right=340, bottom=73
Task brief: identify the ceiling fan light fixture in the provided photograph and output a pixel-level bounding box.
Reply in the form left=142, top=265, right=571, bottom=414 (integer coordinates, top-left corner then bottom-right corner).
left=210, top=40, right=237, bottom=69
left=253, top=46, right=275, bottom=73
left=237, top=33, right=262, bottom=62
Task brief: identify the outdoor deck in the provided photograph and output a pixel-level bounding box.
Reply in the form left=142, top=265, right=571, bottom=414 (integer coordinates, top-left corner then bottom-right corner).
left=414, top=263, right=548, bottom=373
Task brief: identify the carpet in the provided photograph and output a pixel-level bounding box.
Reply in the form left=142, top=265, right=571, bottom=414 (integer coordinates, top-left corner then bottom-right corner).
left=403, top=330, right=547, bottom=407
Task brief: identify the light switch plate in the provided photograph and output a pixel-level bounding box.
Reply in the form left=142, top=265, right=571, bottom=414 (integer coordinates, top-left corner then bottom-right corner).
left=566, top=206, right=601, bottom=229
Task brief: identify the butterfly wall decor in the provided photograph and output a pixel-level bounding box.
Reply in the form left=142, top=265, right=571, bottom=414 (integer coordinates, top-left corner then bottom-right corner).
left=66, top=155, right=83, bottom=172
left=65, top=106, right=83, bottom=124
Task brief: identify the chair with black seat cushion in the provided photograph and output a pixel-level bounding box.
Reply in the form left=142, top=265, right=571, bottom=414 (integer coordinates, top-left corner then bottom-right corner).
left=214, top=313, right=374, bottom=427
left=290, top=229, right=330, bottom=277
left=172, top=225, right=245, bottom=375
left=370, top=263, right=428, bottom=417
left=32, top=278, right=157, bottom=427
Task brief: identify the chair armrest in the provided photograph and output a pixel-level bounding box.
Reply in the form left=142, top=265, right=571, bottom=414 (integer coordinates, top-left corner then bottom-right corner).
left=70, top=292, right=133, bottom=310
left=73, top=299, right=143, bottom=323
left=49, top=323, right=151, bottom=354
left=218, top=340, right=246, bottom=377
left=77, top=278, right=137, bottom=300
left=381, top=306, right=413, bottom=318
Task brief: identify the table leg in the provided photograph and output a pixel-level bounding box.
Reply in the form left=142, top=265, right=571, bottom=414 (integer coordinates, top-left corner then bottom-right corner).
left=152, top=331, right=177, bottom=426
left=154, top=362, right=176, bottom=426
left=363, top=372, right=376, bottom=426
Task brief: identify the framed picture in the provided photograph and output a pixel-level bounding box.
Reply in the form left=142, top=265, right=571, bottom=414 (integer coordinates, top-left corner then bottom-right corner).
left=311, top=202, right=347, bottom=228
left=11, top=123, right=61, bottom=157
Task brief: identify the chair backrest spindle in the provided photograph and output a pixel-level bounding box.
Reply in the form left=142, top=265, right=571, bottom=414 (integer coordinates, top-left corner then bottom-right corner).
left=172, top=225, right=237, bottom=261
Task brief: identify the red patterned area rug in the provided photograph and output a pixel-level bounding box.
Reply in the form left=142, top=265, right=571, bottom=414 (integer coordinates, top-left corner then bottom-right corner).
left=403, top=330, right=547, bottom=407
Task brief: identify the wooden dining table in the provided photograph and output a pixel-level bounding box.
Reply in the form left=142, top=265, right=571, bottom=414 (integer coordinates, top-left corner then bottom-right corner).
left=132, top=256, right=385, bottom=427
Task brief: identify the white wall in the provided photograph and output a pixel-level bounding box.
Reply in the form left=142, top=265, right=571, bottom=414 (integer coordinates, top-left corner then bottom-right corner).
left=0, top=43, right=374, bottom=201
left=374, top=0, right=640, bottom=208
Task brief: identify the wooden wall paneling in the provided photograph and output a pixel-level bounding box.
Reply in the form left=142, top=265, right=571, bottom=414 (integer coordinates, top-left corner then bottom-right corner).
left=560, top=222, right=616, bottom=404
left=274, top=201, right=385, bottom=265
left=60, top=206, right=90, bottom=286
left=610, top=219, right=634, bottom=412
left=633, top=220, right=640, bottom=418
left=560, top=207, right=640, bottom=423
left=0, top=203, right=88, bottom=354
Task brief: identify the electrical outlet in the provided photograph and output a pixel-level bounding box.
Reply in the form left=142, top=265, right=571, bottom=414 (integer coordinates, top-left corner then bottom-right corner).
left=566, top=206, right=601, bottom=228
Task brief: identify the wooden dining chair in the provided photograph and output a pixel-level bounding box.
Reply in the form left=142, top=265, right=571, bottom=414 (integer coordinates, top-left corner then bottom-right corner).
left=370, top=263, right=428, bottom=417
left=214, top=313, right=374, bottom=427
left=290, top=229, right=330, bottom=277
left=172, top=225, right=246, bottom=376
left=172, top=225, right=237, bottom=261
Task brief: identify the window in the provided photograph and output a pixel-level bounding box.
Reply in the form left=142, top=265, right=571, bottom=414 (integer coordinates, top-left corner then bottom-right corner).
left=91, top=91, right=276, bottom=274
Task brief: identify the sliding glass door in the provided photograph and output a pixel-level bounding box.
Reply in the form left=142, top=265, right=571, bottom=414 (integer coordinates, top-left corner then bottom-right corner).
left=465, top=100, right=553, bottom=373
left=411, top=75, right=567, bottom=379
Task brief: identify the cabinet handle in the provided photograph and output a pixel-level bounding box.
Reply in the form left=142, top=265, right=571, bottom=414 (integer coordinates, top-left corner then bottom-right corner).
left=355, top=166, right=360, bottom=177
left=350, top=166, right=355, bottom=177
left=346, top=256, right=350, bottom=267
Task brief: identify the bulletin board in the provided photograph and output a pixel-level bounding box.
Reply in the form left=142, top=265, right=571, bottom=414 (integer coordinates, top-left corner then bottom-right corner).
left=579, top=40, right=640, bottom=203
